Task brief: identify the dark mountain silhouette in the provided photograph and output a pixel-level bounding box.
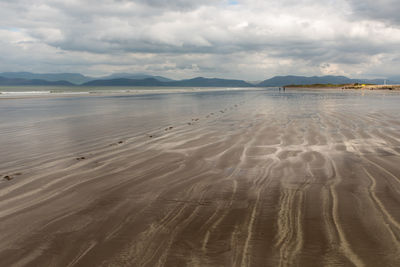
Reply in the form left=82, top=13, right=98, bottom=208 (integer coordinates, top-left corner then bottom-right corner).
left=0, top=72, right=91, bottom=84
left=0, top=72, right=173, bottom=84
left=82, top=77, right=254, bottom=87
left=0, top=72, right=397, bottom=87
left=99, top=73, right=173, bottom=82
left=0, top=76, right=74, bottom=86
left=82, top=78, right=165, bottom=86
left=166, top=77, right=253, bottom=87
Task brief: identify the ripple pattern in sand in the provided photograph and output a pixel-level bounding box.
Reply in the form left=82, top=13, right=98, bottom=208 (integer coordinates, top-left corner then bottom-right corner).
left=0, top=91, right=400, bottom=266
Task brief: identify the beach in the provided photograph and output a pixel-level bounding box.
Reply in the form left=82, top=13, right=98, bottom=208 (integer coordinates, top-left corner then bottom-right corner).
left=0, top=88, right=399, bottom=266
left=285, top=84, right=400, bottom=91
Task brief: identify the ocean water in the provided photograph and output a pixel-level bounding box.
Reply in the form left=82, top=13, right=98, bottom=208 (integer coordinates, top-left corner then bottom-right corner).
left=0, top=86, right=253, bottom=96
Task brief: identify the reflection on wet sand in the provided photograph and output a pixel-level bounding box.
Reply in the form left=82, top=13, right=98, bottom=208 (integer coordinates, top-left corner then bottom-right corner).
left=0, top=90, right=399, bottom=266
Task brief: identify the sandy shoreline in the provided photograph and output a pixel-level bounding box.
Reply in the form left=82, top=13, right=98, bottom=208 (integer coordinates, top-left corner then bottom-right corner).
left=0, top=90, right=399, bottom=266
left=286, top=84, right=400, bottom=90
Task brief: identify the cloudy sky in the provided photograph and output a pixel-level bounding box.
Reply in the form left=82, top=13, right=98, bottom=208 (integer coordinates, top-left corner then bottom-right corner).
left=0, top=0, right=399, bottom=80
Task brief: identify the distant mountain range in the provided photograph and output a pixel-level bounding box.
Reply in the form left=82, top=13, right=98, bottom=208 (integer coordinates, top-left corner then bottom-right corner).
left=0, top=76, right=74, bottom=86
left=0, top=72, right=173, bottom=85
left=82, top=77, right=253, bottom=87
left=0, top=72, right=398, bottom=87
left=98, top=73, right=174, bottom=82
left=0, top=72, right=91, bottom=84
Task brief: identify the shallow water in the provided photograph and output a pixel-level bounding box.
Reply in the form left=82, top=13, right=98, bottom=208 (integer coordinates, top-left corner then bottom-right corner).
left=1, top=89, right=398, bottom=168
left=0, top=88, right=399, bottom=266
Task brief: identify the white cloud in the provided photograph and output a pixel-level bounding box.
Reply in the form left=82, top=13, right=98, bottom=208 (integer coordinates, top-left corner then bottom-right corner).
left=0, top=0, right=399, bottom=79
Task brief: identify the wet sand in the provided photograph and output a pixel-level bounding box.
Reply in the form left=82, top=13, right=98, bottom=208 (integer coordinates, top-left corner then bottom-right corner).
left=0, top=89, right=399, bottom=266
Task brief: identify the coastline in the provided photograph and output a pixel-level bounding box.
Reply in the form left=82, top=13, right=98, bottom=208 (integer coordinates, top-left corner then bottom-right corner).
left=285, top=84, right=400, bottom=90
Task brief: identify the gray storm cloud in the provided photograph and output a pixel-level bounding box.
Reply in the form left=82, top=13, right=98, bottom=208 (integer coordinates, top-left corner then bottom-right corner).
left=0, top=0, right=399, bottom=80
left=347, top=0, right=400, bottom=25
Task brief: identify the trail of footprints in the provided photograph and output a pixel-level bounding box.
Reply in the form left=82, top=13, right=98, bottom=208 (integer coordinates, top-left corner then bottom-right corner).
left=1, top=100, right=246, bottom=183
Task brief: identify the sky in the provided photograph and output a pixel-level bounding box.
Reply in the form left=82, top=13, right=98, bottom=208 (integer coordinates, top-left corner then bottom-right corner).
left=0, top=0, right=399, bottom=80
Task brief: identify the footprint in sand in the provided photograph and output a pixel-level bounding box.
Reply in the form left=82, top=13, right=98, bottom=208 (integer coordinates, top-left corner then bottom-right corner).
left=3, top=175, right=13, bottom=181
left=110, top=141, right=124, bottom=146
left=3, top=173, right=21, bottom=181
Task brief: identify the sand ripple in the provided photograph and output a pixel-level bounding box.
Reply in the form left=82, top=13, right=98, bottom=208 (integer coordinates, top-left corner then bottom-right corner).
left=0, top=91, right=400, bottom=266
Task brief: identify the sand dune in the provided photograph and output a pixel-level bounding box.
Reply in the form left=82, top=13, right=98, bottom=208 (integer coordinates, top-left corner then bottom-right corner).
left=0, top=90, right=399, bottom=266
